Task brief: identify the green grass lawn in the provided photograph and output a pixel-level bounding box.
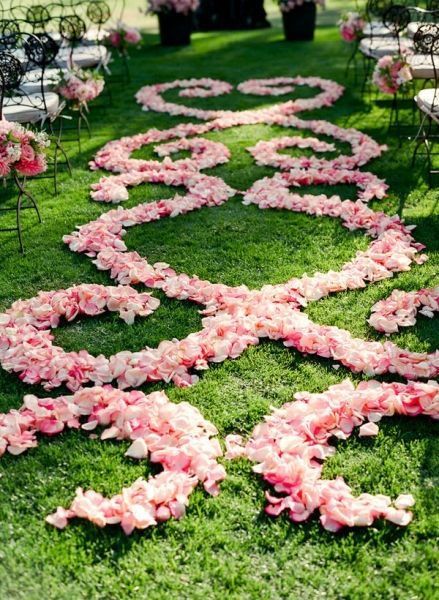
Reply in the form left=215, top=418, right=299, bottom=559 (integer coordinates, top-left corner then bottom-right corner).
left=0, top=2, right=438, bottom=598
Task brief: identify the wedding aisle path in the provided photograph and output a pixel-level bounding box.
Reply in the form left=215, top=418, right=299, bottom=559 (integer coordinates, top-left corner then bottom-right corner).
left=0, top=5, right=437, bottom=599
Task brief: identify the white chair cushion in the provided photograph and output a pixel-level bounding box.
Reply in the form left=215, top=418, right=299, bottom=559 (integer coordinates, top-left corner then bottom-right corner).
left=85, top=28, right=107, bottom=42
left=24, top=68, right=60, bottom=82
left=408, top=54, right=439, bottom=80
left=360, top=37, right=413, bottom=58
left=19, top=81, right=54, bottom=94
left=20, top=68, right=60, bottom=94
left=416, top=88, right=439, bottom=116
left=12, top=45, right=108, bottom=69
left=2, top=92, right=60, bottom=123
left=363, top=22, right=392, bottom=37
left=407, top=22, right=424, bottom=39
left=57, top=45, right=108, bottom=68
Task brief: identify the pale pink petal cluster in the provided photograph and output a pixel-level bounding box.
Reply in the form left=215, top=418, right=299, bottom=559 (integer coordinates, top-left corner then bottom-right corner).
left=248, top=124, right=386, bottom=171
left=244, top=168, right=388, bottom=203
left=0, top=384, right=224, bottom=532
left=1, top=74, right=436, bottom=536
left=136, top=76, right=344, bottom=120
left=369, top=286, right=439, bottom=333
left=0, top=284, right=160, bottom=390
left=88, top=136, right=231, bottom=203
left=226, top=379, right=438, bottom=531
left=55, top=76, right=436, bottom=394
left=136, top=78, right=233, bottom=120
left=237, top=77, right=298, bottom=96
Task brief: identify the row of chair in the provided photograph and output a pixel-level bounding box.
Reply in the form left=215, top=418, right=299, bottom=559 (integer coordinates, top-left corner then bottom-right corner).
left=0, top=1, right=128, bottom=251
left=358, top=1, right=439, bottom=184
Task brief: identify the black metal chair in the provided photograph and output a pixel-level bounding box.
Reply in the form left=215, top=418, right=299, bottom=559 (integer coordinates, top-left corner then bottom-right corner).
left=23, top=31, right=72, bottom=192
left=0, top=51, right=42, bottom=253
left=360, top=0, right=396, bottom=93
left=84, top=0, right=114, bottom=86
left=0, top=22, right=71, bottom=190
left=86, top=0, right=111, bottom=46
left=89, top=0, right=131, bottom=83
left=411, top=27, right=439, bottom=184
left=0, top=24, right=59, bottom=122
left=383, top=4, right=411, bottom=52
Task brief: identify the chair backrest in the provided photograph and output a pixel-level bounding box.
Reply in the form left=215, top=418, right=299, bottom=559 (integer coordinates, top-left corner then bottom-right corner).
left=365, top=0, right=395, bottom=42
left=59, top=14, right=86, bottom=46
left=25, top=4, right=53, bottom=32
left=0, top=51, right=24, bottom=119
left=24, top=32, right=59, bottom=69
left=86, top=1, right=111, bottom=27
left=0, top=27, right=60, bottom=121
left=382, top=4, right=411, bottom=52
left=413, top=21, right=439, bottom=55
left=414, top=23, right=439, bottom=95
left=384, top=4, right=411, bottom=33
left=366, top=0, right=395, bottom=22
left=0, top=19, right=21, bottom=51
left=85, top=0, right=111, bottom=46
left=57, top=12, right=87, bottom=69
left=407, top=5, right=439, bottom=23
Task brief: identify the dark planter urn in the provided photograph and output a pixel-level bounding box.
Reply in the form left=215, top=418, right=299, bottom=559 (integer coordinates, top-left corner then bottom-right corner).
left=282, top=3, right=316, bottom=41
left=158, top=11, right=192, bottom=46
left=194, top=0, right=270, bottom=31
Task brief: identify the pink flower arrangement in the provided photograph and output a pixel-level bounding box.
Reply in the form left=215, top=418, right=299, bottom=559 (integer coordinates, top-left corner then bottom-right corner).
left=105, top=22, right=142, bottom=53
left=56, top=68, right=105, bottom=109
left=278, top=0, right=325, bottom=13
left=338, top=11, right=365, bottom=43
left=0, top=74, right=437, bottom=535
left=0, top=120, right=49, bottom=179
left=147, top=0, right=199, bottom=15
left=372, top=54, right=413, bottom=95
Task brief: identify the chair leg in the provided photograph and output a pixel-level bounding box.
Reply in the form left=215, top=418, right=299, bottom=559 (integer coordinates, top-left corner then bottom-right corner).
left=361, top=54, right=369, bottom=95
left=55, top=137, right=72, bottom=176
left=411, top=136, right=424, bottom=167
left=16, top=189, right=24, bottom=254
left=55, top=120, right=72, bottom=176
left=411, top=110, right=428, bottom=167
left=419, top=117, right=435, bottom=187
left=425, top=140, right=433, bottom=188
left=83, top=111, right=91, bottom=138
left=15, top=184, right=42, bottom=254
left=389, top=94, right=402, bottom=147
left=362, top=54, right=375, bottom=99
left=105, top=81, right=114, bottom=106
left=1, top=177, right=42, bottom=253
left=48, top=120, right=72, bottom=184
left=53, top=144, right=59, bottom=196
left=122, top=53, right=131, bottom=83
left=77, top=115, right=82, bottom=153
left=14, top=175, right=42, bottom=223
